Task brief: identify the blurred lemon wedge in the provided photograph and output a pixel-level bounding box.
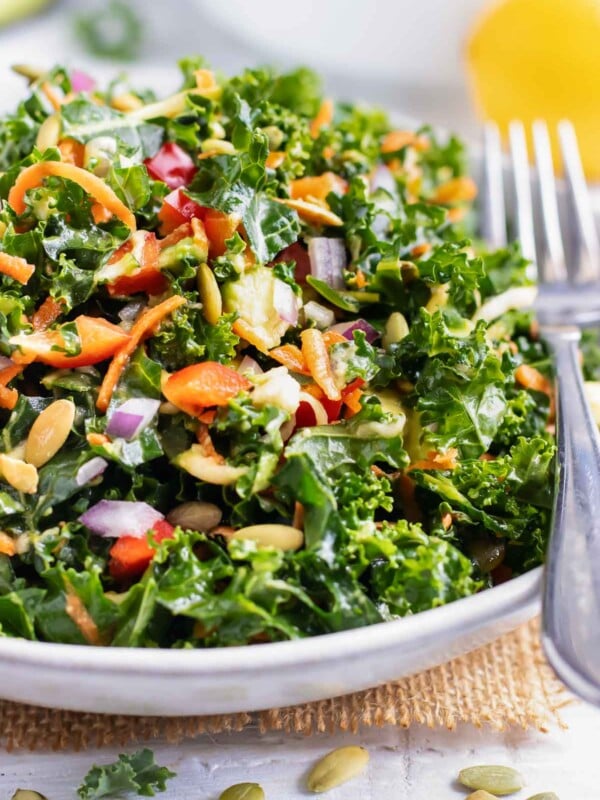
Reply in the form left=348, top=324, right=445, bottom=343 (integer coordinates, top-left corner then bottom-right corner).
left=466, top=0, right=600, bottom=180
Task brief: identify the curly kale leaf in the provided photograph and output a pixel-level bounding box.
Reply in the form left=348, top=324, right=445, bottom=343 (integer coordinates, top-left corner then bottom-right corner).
left=149, top=303, right=239, bottom=370
left=369, top=520, right=479, bottom=615
left=78, top=748, right=176, bottom=799
left=396, top=311, right=514, bottom=458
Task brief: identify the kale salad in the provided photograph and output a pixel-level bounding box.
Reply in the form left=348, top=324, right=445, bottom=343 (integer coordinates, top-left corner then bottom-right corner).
left=0, top=60, right=555, bottom=648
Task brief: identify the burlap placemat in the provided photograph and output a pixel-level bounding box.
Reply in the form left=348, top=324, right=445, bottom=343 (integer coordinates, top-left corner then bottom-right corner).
left=0, top=619, right=571, bottom=752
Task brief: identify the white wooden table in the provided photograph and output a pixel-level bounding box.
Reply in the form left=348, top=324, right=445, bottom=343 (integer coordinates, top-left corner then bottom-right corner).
left=0, top=703, right=597, bottom=798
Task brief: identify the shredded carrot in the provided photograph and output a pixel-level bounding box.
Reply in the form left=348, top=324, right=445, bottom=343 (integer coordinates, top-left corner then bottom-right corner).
left=381, top=130, right=429, bottom=154
left=0, top=252, right=35, bottom=284
left=0, top=531, right=15, bottom=556
left=197, top=150, right=219, bottom=161
left=198, top=409, right=217, bottom=424
left=430, top=176, right=477, bottom=205
left=196, top=423, right=224, bottom=462
left=446, top=206, right=466, bottom=224
left=290, top=172, right=347, bottom=202
left=64, top=579, right=102, bottom=645
left=354, top=270, right=367, bottom=289
left=232, top=319, right=271, bottom=354
left=191, top=217, right=209, bottom=253
left=91, top=202, right=113, bottom=224
left=58, top=138, right=85, bottom=167
left=0, top=385, right=18, bottom=410
left=515, top=363, right=555, bottom=419
left=266, top=150, right=286, bottom=169
left=41, top=81, right=62, bottom=111
left=266, top=151, right=286, bottom=169
left=409, top=449, right=459, bottom=472
left=292, top=502, right=304, bottom=531
left=321, top=330, right=346, bottom=347
left=96, top=295, right=186, bottom=412
left=343, top=387, right=363, bottom=417
left=300, top=328, right=340, bottom=401
left=0, top=362, right=24, bottom=386
left=301, top=382, right=325, bottom=400
left=322, top=146, right=335, bottom=160
left=310, top=99, right=333, bottom=139
left=8, top=161, right=136, bottom=230
left=32, top=296, right=64, bottom=331
left=87, top=432, right=109, bottom=447
left=410, top=242, right=432, bottom=258
left=268, top=344, right=309, bottom=375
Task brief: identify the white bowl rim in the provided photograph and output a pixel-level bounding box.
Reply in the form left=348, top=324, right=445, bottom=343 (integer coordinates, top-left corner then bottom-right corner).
left=0, top=566, right=541, bottom=675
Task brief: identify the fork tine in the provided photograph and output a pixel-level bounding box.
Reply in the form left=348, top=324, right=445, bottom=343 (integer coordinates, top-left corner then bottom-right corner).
left=532, top=120, right=568, bottom=283
left=481, top=123, right=507, bottom=248
left=557, top=120, right=600, bottom=283
left=508, top=121, right=536, bottom=264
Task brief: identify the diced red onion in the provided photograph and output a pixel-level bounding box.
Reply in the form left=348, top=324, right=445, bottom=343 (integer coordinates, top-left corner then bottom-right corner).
left=79, top=500, right=164, bottom=538
left=238, top=355, right=263, bottom=375
left=71, top=69, right=96, bottom=93
left=106, top=398, right=161, bottom=440
left=118, top=299, right=146, bottom=324
left=304, top=300, right=335, bottom=329
left=271, top=242, right=311, bottom=283
left=308, top=238, right=346, bottom=289
left=76, top=457, right=108, bottom=487
left=273, top=278, right=299, bottom=326
left=328, top=319, right=379, bottom=344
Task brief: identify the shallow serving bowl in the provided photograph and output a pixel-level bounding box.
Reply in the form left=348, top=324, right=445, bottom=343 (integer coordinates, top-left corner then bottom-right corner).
left=0, top=86, right=544, bottom=715
left=0, top=568, right=540, bottom=715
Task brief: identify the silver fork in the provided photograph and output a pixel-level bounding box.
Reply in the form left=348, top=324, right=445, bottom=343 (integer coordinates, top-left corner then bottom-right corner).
left=483, top=120, right=600, bottom=705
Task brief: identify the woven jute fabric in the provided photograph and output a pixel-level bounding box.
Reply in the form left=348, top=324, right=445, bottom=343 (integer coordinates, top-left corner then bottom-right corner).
left=0, top=618, right=571, bottom=752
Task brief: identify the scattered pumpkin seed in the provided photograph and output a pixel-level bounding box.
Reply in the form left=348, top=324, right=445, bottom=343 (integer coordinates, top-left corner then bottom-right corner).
left=25, top=399, right=75, bottom=467
left=35, top=113, right=60, bottom=151
left=11, top=791, right=48, bottom=800
left=198, top=263, right=222, bottom=325
left=218, top=782, right=265, bottom=800
left=458, top=765, right=524, bottom=796
left=307, top=745, right=369, bottom=793
left=231, top=524, right=304, bottom=551
left=382, top=311, right=409, bottom=349
left=525, top=794, right=560, bottom=800
left=0, top=454, right=38, bottom=494
left=167, top=500, right=223, bottom=531
left=467, top=792, right=499, bottom=800
left=11, top=63, right=45, bottom=82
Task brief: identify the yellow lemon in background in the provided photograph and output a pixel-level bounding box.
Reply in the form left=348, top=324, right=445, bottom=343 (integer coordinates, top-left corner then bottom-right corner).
left=466, top=0, right=600, bottom=180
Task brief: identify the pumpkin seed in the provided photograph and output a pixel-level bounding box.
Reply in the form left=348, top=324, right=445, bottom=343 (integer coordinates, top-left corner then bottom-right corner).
left=11, top=791, right=48, bottom=800
left=201, top=138, right=236, bottom=155
left=467, top=792, right=499, bottom=800
left=232, top=524, right=304, bottom=551
left=25, top=399, right=75, bottom=467
left=458, top=766, right=524, bottom=796
left=276, top=197, right=343, bottom=227
left=11, top=64, right=45, bottom=82
left=218, top=783, right=264, bottom=800
left=382, top=311, right=409, bottom=349
left=525, top=794, right=559, bottom=800
left=35, top=113, right=60, bottom=151
left=198, top=263, right=222, bottom=325
left=0, top=455, right=38, bottom=494
left=167, top=501, right=222, bottom=531
left=307, top=745, right=369, bottom=793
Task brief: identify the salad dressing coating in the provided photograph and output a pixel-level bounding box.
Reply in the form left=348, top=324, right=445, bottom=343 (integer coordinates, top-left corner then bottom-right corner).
left=0, top=60, right=555, bottom=647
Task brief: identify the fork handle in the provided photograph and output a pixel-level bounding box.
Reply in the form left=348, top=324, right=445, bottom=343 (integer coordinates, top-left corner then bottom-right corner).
left=542, top=326, right=600, bottom=704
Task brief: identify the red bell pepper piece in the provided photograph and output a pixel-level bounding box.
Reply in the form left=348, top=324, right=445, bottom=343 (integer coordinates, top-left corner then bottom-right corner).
left=108, top=519, right=175, bottom=582
left=157, top=188, right=206, bottom=235
left=163, top=361, right=251, bottom=417
left=144, top=142, right=197, bottom=189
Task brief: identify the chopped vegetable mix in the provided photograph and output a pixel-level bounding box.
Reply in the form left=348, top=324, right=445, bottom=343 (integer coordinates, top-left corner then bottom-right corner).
left=0, top=59, right=557, bottom=648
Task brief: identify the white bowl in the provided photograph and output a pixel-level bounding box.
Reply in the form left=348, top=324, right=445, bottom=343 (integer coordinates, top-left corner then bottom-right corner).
left=0, top=568, right=541, bottom=715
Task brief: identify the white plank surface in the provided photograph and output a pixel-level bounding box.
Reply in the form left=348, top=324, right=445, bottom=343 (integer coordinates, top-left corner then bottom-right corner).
left=1, top=703, right=598, bottom=798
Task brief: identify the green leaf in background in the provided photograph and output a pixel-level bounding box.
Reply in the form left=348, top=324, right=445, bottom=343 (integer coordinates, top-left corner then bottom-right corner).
left=74, top=0, right=144, bottom=62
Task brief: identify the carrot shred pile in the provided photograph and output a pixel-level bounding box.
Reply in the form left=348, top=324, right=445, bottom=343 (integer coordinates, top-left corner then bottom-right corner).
left=300, top=328, right=341, bottom=401
left=96, top=295, right=186, bottom=412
